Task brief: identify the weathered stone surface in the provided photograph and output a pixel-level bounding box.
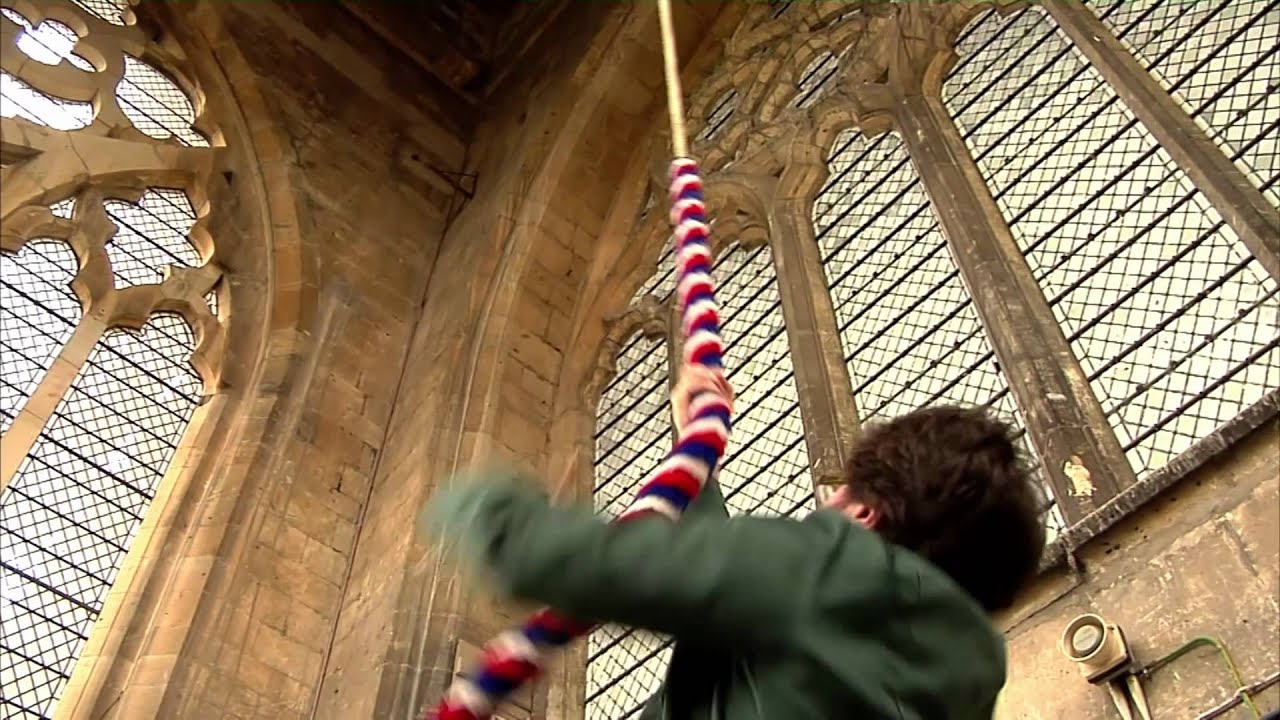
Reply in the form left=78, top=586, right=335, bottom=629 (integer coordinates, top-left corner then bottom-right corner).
left=996, top=425, right=1279, bottom=719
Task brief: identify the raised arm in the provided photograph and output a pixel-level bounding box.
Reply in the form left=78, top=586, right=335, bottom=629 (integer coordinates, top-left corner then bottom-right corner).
left=672, top=362, right=733, bottom=518
left=419, top=470, right=854, bottom=647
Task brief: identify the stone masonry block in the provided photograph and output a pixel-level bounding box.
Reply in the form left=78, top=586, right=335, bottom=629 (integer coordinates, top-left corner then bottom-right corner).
left=536, top=235, right=578, bottom=279
left=513, top=295, right=554, bottom=338
left=520, top=365, right=555, bottom=407
left=341, top=407, right=387, bottom=448
left=303, top=535, right=349, bottom=586
left=247, top=547, right=341, bottom=617
left=252, top=585, right=293, bottom=634
left=222, top=674, right=260, bottom=718
left=1228, top=475, right=1279, bottom=600
left=510, top=330, right=563, bottom=381
left=335, top=465, right=372, bottom=503
left=358, top=441, right=379, bottom=475
left=538, top=207, right=579, bottom=247
left=546, top=309, right=574, bottom=349
left=274, top=523, right=313, bottom=563
left=498, top=407, right=548, bottom=459
left=523, top=262, right=578, bottom=315
left=249, top=621, right=323, bottom=683
left=237, top=652, right=287, bottom=699
left=285, top=601, right=331, bottom=646
left=501, top=384, right=551, bottom=427
left=283, top=491, right=340, bottom=542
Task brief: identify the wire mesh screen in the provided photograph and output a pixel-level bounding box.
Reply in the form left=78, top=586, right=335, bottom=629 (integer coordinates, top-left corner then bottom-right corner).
left=70, top=0, right=128, bottom=26
left=713, top=243, right=811, bottom=519
left=1, top=242, right=80, bottom=434
left=593, top=334, right=670, bottom=521
left=49, top=199, right=75, bottom=220
left=698, top=90, right=739, bottom=143
left=1, top=315, right=200, bottom=720
left=945, top=7, right=1279, bottom=479
left=588, top=333, right=672, bottom=719
left=4, top=12, right=94, bottom=71
left=0, top=8, right=208, bottom=146
left=105, top=189, right=202, bottom=289
left=0, top=72, right=94, bottom=131
left=587, top=240, right=811, bottom=718
left=794, top=51, right=839, bottom=109
left=637, top=234, right=678, bottom=306
left=118, top=57, right=209, bottom=147
left=812, top=128, right=1062, bottom=533
left=1086, top=0, right=1279, bottom=205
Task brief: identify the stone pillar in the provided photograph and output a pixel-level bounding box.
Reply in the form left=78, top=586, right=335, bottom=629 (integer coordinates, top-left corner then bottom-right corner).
left=692, top=162, right=862, bottom=504
left=1044, top=0, right=1280, bottom=284
left=767, top=148, right=862, bottom=502
left=838, top=5, right=1137, bottom=521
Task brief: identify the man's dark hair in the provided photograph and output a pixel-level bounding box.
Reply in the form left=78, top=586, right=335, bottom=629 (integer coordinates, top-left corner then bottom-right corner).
left=844, top=405, right=1046, bottom=612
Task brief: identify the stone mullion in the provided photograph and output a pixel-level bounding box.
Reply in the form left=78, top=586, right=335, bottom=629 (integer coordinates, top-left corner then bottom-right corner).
left=0, top=187, right=117, bottom=494
left=768, top=146, right=862, bottom=506
left=833, top=4, right=1139, bottom=523
left=896, top=92, right=1135, bottom=522
left=1043, top=0, right=1280, bottom=284
left=0, top=313, right=109, bottom=493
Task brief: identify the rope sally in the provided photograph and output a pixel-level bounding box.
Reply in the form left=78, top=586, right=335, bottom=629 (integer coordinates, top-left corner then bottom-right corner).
left=426, top=4, right=728, bottom=717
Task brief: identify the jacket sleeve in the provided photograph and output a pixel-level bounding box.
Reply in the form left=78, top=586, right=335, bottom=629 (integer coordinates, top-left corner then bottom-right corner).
left=420, top=472, right=839, bottom=646
left=686, top=469, right=729, bottom=518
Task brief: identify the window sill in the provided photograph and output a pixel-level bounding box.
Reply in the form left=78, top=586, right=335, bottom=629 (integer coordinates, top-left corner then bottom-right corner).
left=1038, top=388, right=1279, bottom=573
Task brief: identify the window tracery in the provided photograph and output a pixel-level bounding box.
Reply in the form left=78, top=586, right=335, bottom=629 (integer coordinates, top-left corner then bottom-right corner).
left=0, top=1, right=224, bottom=715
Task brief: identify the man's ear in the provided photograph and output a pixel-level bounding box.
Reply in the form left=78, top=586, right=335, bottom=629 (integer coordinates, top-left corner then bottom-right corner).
left=845, top=501, right=880, bottom=530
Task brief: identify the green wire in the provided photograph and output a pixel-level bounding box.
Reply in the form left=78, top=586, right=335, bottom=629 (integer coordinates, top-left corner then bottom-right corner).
left=1137, top=635, right=1260, bottom=719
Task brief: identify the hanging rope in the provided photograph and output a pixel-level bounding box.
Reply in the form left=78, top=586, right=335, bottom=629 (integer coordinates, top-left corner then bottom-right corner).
left=425, top=2, right=733, bottom=718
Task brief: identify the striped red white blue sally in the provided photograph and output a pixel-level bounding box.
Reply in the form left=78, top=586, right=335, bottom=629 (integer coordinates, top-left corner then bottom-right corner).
left=426, top=157, right=733, bottom=720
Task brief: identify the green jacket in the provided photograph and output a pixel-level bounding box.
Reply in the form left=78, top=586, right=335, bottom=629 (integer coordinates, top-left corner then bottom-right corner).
left=422, top=469, right=1006, bottom=719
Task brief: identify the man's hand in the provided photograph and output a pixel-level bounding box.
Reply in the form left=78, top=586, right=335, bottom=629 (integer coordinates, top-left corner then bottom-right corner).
left=671, top=363, right=734, bottom=435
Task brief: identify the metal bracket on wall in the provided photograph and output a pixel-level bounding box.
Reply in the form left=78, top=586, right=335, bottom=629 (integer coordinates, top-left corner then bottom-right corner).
left=434, top=168, right=478, bottom=201
left=435, top=168, right=478, bottom=229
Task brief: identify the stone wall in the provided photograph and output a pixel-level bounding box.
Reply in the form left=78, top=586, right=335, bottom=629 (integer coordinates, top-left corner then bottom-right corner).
left=997, top=422, right=1279, bottom=719
left=81, top=2, right=470, bottom=717
left=314, top=4, right=741, bottom=719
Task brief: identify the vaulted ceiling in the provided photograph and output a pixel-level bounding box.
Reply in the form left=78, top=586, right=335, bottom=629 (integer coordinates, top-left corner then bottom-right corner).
left=342, top=0, right=570, bottom=103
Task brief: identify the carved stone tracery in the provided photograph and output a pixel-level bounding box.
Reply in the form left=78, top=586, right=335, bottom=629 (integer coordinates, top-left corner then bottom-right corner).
left=1, top=0, right=226, bottom=390
left=0, top=2, right=240, bottom=717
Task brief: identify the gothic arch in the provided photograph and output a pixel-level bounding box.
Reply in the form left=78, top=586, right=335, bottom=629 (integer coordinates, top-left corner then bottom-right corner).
left=584, top=295, right=669, bottom=409
left=0, top=0, right=317, bottom=716
left=70, top=2, right=328, bottom=716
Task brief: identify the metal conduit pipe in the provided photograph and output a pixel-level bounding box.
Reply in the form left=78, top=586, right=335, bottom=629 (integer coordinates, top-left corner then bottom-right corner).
left=1195, top=671, right=1280, bottom=720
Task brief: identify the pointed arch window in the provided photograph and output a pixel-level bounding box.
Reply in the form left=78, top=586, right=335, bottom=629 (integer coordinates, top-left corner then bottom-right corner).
left=1, top=2, right=225, bottom=716
left=587, top=322, right=673, bottom=720
left=944, top=7, right=1278, bottom=479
